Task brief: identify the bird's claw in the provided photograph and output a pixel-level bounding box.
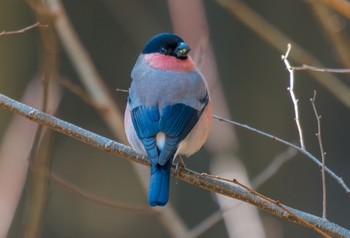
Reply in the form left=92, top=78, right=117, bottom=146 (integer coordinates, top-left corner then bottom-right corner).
left=174, top=156, right=186, bottom=176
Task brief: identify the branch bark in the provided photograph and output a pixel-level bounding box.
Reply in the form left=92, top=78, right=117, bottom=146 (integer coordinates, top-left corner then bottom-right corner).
left=0, top=93, right=349, bottom=238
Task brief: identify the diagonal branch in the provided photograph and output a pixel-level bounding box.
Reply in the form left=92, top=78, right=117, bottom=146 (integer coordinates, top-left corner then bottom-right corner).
left=0, top=93, right=349, bottom=238
left=213, top=115, right=350, bottom=195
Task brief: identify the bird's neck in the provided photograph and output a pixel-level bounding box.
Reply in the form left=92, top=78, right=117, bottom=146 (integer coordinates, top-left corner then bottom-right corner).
left=144, top=53, right=195, bottom=72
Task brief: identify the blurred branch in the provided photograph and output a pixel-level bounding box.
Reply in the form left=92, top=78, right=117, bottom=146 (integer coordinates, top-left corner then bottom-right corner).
left=311, top=91, right=327, bottom=219
left=251, top=147, right=297, bottom=188
left=0, top=22, right=46, bottom=37
left=23, top=2, right=61, bottom=236
left=43, top=0, right=126, bottom=140
left=318, top=0, right=350, bottom=20
left=213, top=115, right=350, bottom=195
left=50, top=172, right=155, bottom=214
left=292, top=64, right=350, bottom=73
left=215, top=0, right=350, bottom=109
left=167, top=1, right=263, bottom=237
left=309, top=1, right=350, bottom=72
left=59, top=79, right=101, bottom=109
left=41, top=0, right=191, bottom=237
left=25, top=128, right=55, bottom=238
left=0, top=82, right=42, bottom=237
left=0, top=94, right=349, bottom=238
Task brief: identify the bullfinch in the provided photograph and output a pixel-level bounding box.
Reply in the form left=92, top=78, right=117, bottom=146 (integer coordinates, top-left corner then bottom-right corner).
left=124, top=33, right=212, bottom=206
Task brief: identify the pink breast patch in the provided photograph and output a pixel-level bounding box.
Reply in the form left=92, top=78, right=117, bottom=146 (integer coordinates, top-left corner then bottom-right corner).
left=144, top=53, right=195, bottom=72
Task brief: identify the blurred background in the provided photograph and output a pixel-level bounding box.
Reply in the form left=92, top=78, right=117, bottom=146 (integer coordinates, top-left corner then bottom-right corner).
left=0, top=0, right=349, bottom=237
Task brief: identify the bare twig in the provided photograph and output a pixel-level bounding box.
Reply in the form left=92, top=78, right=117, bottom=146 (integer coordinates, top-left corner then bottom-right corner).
left=282, top=44, right=306, bottom=149
left=213, top=114, right=350, bottom=195
left=0, top=94, right=349, bottom=237
left=115, top=88, right=129, bottom=93
left=0, top=22, right=46, bottom=37
left=311, top=91, right=327, bottom=219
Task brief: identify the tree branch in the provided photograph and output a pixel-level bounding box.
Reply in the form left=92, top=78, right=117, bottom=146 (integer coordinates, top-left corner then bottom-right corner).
left=213, top=115, right=350, bottom=195
left=0, top=93, right=349, bottom=237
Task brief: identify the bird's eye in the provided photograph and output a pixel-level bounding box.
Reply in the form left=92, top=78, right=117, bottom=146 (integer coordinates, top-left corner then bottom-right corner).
left=160, top=47, right=167, bottom=54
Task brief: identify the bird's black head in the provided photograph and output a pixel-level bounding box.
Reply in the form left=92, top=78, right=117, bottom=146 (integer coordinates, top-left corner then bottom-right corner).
left=142, top=33, right=191, bottom=60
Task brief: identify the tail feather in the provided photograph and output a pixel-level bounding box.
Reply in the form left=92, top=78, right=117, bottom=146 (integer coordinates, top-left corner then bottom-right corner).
left=148, top=160, right=172, bottom=206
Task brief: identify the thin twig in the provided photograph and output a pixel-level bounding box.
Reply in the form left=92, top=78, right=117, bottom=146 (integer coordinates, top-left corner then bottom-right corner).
left=251, top=147, right=298, bottom=188
left=115, top=88, right=129, bottom=93
left=311, top=91, right=327, bottom=219
left=213, top=114, right=350, bottom=195
left=282, top=44, right=306, bottom=149
left=59, top=79, right=101, bottom=110
left=189, top=209, right=224, bottom=237
left=0, top=94, right=349, bottom=237
left=0, top=22, right=46, bottom=37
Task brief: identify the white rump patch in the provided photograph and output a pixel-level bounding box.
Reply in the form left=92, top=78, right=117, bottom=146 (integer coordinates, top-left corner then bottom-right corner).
left=156, top=132, right=166, bottom=151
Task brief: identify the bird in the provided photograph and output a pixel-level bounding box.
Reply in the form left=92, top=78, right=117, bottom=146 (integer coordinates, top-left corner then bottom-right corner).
left=124, top=33, right=212, bottom=206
